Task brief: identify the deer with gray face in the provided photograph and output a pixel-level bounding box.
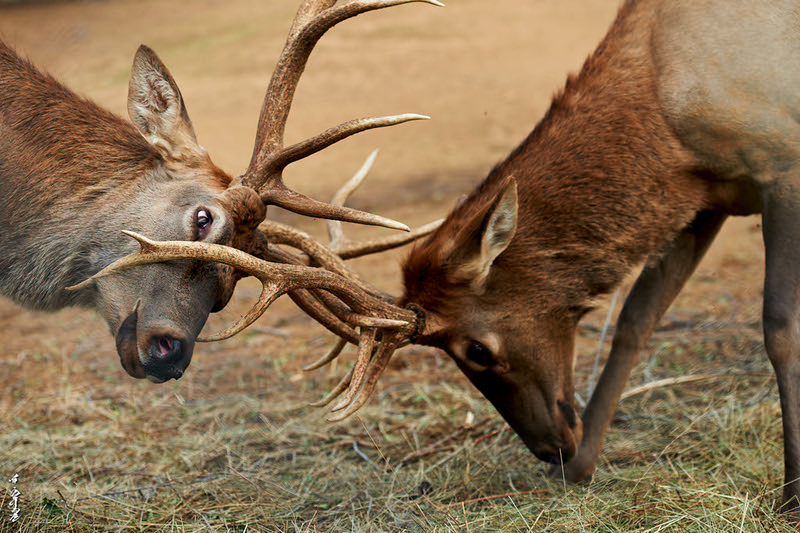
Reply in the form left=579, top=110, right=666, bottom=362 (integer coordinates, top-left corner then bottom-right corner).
left=0, top=0, right=440, bottom=385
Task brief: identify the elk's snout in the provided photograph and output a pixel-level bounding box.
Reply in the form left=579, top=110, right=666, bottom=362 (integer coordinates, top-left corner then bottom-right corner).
left=527, top=399, right=583, bottom=465
left=142, top=331, right=191, bottom=382
left=114, top=309, right=193, bottom=383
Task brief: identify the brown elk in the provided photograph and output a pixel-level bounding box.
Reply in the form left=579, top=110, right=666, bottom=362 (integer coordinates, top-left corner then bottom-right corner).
left=0, top=0, right=439, bottom=385
left=64, top=0, right=800, bottom=520
left=396, top=0, right=800, bottom=518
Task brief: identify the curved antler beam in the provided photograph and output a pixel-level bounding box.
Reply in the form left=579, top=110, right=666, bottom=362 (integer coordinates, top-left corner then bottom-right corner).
left=241, top=0, right=443, bottom=229
left=68, top=231, right=418, bottom=343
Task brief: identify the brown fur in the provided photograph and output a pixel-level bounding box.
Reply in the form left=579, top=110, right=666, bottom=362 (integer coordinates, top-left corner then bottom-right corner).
left=403, top=1, right=713, bottom=317
left=0, top=40, right=257, bottom=383
left=401, top=0, right=800, bottom=520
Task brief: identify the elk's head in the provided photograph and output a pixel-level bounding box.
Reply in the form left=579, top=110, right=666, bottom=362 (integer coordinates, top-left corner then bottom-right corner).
left=81, top=45, right=267, bottom=383
left=399, top=176, right=584, bottom=464
left=70, top=0, right=441, bottom=385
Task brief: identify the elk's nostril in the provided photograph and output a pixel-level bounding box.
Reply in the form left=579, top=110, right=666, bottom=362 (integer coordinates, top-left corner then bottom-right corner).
left=146, top=335, right=185, bottom=381
left=158, top=336, right=174, bottom=356
left=558, top=399, right=578, bottom=430
left=151, top=335, right=182, bottom=360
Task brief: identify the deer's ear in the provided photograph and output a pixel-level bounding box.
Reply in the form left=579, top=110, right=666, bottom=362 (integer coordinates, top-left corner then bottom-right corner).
left=449, top=177, right=518, bottom=290
left=127, top=45, right=205, bottom=163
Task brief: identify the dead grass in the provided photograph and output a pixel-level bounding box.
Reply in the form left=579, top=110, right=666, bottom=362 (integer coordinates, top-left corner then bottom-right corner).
left=1, top=302, right=797, bottom=532
left=0, top=0, right=789, bottom=530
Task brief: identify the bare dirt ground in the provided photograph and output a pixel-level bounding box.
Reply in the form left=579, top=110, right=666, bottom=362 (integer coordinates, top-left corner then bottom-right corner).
left=0, top=0, right=777, bottom=530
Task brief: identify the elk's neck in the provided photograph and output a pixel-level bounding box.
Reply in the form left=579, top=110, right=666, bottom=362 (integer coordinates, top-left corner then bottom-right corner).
left=485, top=14, right=708, bottom=310
left=0, top=43, right=159, bottom=310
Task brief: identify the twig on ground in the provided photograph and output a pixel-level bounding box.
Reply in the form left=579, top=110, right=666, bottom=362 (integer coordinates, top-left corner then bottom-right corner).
left=438, top=489, right=549, bottom=509
left=473, top=424, right=512, bottom=445
left=229, top=466, right=262, bottom=494
left=620, top=371, right=773, bottom=401
left=399, top=418, right=497, bottom=463
left=399, top=426, right=472, bottom=464
left=352, top=441, right=380, bottom=470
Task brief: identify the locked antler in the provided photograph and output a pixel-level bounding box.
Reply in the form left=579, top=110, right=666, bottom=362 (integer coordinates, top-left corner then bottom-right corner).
left=69, top=150, right=435, bottom=419
left=70, top=0, right=443, bottom=419
left=227, top=0, right=443, bottom=417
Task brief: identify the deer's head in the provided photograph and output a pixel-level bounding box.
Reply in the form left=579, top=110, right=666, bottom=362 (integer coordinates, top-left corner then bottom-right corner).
left=69, top=45, right=262, bottom=383
left=69, top=0, right=442, bottom=385
left=399, top=176, right=584, bottom=464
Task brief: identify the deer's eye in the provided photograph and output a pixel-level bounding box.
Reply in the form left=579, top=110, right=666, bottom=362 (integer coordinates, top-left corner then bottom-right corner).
left=465, top=341, right=495, bottom=368
left=194, top=208, right=213, bottom=240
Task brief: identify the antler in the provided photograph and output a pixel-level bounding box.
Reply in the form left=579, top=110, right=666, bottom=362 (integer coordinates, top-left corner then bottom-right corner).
left=69, top=229, right=425, bottom=421
left=68, top=151, right=437, bottom=419
left=69, top=0, right=443, bottom=419
left=324, top=150, right=444, bottom=260
left=238, top=0, right=443, bottom=229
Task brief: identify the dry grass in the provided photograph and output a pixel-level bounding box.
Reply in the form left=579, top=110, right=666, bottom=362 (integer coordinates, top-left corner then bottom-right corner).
left=1, top=298, right=797, bottom=532
left=0, top=0, right=788, bottom=530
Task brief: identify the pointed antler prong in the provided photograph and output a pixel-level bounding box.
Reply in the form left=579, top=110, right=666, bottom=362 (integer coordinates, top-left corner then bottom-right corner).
left=328, top=149, right=379, bottom=248
left=303, top=337, right=349, bottom=372
left=309, top=366, right=354, bottom=408
left=330, top=326, right=377, bottom=412
left=66, top=230, right=179, bottom=291
left=327, top=331, right=403, bottom=421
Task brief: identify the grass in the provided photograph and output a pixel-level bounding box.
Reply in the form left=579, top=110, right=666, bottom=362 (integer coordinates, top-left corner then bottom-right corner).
left=0, top=0, right=780, bottom=529
left=1, top=305, right=797, bottom=532
left=0, top=266, right=790, bottom=532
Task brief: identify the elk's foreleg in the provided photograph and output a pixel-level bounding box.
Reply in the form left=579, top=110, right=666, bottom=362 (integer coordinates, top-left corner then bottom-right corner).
left=553, top=210, right=727, bottom=482
left=761, top=186, right=800, bottom=520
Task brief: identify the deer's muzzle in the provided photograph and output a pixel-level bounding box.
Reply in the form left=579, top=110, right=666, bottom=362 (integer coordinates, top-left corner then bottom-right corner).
left=115, top=307, right=193, bottom=382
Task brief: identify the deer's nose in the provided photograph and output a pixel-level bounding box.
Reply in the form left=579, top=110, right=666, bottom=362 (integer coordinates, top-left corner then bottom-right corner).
left=143, top=333, right=188, bottom=381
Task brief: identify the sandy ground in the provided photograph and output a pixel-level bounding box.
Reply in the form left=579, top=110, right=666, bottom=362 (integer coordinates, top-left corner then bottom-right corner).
left=0, top=0, right=767, bottom=438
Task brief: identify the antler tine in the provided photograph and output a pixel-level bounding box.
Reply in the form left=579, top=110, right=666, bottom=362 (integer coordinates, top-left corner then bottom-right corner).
left=304, top=336, right=348, bottom=372
left=249, top=224, right=407, bottom=354
left=260, top=220, right=375, bottom=290
left=333, top=218, right=444, bottom=260
left=309, top=365, right=355, bottom=407
left=255, top=236, right=374, bottom=342
left=327, top=330, right=404, bottom=421
left=289, top=290, right=359, bottom=344
left=241, top=0, right=442, bottom=229
left=327, top=149, right=379, bottom=249
left=325, top=150, right=443, bottom=259
left=330, top=326, right=378, bottom=409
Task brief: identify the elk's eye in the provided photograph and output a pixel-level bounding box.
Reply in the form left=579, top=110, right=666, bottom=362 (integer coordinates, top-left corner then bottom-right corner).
left=195, top=208, right=213, bottom=239
left=465, top=341, right=495, bottom=368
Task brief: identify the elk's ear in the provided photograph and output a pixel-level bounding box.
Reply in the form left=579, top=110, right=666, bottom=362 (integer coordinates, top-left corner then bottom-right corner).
left=450, top=177, right=518, bottom=290
left=127, top=45, right=205, bottom=163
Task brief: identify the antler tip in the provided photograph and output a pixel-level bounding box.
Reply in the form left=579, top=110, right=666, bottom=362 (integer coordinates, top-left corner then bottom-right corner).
left=401, top=113, right=430, bottom=122
left=121, top=230, right=160, bottom=252
left=64, top=279, right=92, bottom=292
left=388, top=220, right=411, bottom=233
left=359, top=212, right=411, bottom=232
